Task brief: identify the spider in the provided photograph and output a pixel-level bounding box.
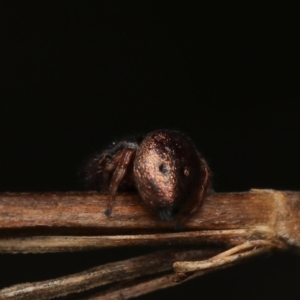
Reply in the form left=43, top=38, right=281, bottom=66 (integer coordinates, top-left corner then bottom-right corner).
left=83, top=130, right=211, bottom=223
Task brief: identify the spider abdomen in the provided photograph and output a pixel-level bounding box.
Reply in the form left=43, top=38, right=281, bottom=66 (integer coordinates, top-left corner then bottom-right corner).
left=133, top=130, right=205, bottom=221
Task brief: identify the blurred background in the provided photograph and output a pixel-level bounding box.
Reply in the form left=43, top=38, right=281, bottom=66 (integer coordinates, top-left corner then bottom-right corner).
left=1, top=2, right=299, bottom=299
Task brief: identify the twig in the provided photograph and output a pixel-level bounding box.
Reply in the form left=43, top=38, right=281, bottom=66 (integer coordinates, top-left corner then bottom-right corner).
left=82, top=269, right=210, bottom=300
left=0, top=249, right=218, bottom=300
left=173, top=240, right=279, bottom=273
left=0, top=230, right=249, bottom=253
left=0, top=189, right=300, bottom=299
left=1, top=189, right=300, bottom=250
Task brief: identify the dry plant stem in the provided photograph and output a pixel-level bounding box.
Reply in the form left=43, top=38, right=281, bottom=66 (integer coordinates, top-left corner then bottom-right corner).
left=86, top=260, right=249, bottom=300
left=0, top=249, right=218, bottom=300
left=84, top=273, right=181, bottom=300
left=82, top=242, right=274, bottom=300
left=1, top=189, right=300, bottom=252
left=82, top=257, right=234, bottom=300
left=0, top=189, right=299, bottom=299
left=82, top=271, right=206, bottom=300
left=173, top=240, right=278, bottom=273
left=0, top=230, right=248, bottom=253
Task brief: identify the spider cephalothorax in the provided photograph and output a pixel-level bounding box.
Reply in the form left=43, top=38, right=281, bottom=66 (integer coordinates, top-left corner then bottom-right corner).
left=83, top=130, right=211, bottom=223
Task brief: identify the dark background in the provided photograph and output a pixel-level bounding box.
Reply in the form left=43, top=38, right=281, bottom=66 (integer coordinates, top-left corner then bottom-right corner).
left=1, top=2, right=299, bottom=299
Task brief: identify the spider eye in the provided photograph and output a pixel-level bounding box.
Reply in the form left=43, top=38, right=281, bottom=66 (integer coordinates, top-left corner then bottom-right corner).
left=183, top=167, right=190, bottom=176
left=159, top=163, right=169, bottom=174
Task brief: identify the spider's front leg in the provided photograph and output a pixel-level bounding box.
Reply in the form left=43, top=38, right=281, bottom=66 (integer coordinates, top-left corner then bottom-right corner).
left=105, top=148, right=136, bottom=216
left=173, top=240, right=281, bottom=282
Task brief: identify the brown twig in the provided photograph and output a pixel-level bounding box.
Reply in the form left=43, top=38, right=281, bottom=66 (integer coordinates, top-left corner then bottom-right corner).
left=0, top=249, right=219, bottom=300
left=0, top=189, right=300, bottom=251
left=82, top=267, right=214, bottom=300
left=0, top=189, right=300, bottom=299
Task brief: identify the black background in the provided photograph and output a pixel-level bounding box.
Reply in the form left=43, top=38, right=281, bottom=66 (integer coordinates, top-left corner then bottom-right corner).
left=1, top=2, right=299, bottom=299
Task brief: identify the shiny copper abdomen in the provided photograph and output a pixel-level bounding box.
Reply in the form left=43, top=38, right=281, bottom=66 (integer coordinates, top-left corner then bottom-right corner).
left=133, top=130, right=202, bottom=220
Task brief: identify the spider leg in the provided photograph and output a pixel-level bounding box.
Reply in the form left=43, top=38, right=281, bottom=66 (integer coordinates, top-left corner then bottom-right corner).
left=176, top=155, right=211, bottom=227
left=101, top=140, right=139, bottom=192
left=101, top=155, right=120, bottom=192
left=173, top=240, right=278, bottom=281
left=190, top=155, right=212, bottom=215
left=105, top=148, right=136, bottom=216
left=102, top=149, right=134, bottom=192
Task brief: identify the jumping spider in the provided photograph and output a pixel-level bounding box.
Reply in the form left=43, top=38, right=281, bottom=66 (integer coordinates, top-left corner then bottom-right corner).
left=83, top=130, right=211, bottom=223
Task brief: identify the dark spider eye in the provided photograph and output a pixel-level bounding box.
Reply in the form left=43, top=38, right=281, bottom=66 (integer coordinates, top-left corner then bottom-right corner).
left=159, top=163, right=169, bottom=174
left=183, top=167, right=190, bottom=177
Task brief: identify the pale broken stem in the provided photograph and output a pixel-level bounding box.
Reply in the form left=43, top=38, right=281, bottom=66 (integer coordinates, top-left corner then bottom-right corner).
left=0, top=248, right=219, bottom=300
left=173, top=240, right=280, bottom=274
